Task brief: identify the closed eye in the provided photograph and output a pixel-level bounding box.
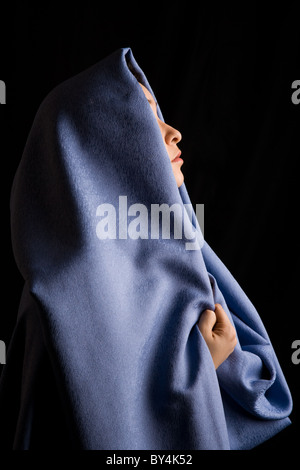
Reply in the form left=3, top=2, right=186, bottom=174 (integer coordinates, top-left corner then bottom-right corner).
left=147, top=98, right=157, bottom=105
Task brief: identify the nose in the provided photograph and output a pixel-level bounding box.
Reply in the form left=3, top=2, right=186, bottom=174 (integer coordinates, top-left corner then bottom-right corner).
left=162, top=122, right=182, bottom=146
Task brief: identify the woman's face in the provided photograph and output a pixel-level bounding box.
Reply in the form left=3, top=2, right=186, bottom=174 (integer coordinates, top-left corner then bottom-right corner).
left=139, top=83, right=184, bottom=188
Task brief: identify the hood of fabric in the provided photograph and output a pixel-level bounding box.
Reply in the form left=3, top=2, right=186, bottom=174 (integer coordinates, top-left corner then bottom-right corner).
left=3, top=47, right=292, bottom=450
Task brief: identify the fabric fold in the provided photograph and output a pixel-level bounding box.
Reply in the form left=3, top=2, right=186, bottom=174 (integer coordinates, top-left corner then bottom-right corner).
left=0, top=47, right=292, bottom=450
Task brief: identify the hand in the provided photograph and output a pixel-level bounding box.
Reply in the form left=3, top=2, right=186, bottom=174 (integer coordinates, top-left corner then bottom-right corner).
left=197, top=303, right=237, bottom=369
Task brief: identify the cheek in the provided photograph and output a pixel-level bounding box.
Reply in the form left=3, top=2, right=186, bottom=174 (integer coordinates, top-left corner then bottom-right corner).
left=157, top=120, right=165, bottom=139
left=157, top=118, right=168, bottom=138
left=165, top=146, right=173, bottom=161
left=158, top=129, right=172, bottom=158
left=156, top=120, right=173, bottom=162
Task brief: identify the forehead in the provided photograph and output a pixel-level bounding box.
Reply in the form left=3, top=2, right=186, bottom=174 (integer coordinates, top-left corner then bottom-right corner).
left=138, top=82, right=154, bottom=102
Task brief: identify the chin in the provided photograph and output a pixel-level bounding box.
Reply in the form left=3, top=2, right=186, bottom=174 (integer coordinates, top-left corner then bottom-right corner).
left=176, top=173, right=184, bottom=188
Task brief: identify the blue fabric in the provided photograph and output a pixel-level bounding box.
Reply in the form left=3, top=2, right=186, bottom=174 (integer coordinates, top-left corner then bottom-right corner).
left=0, top=47, right=292, bottom=450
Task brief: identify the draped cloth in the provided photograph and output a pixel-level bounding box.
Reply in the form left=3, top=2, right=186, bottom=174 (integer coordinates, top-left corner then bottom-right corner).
left=0, top=48, right=292, bottom=450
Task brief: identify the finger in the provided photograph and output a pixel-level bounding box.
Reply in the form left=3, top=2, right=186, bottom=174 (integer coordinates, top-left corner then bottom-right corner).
left=214, top=303, right=231, bottom=326
left=198, top=309, right=217, bottom=334
left=214, top=304, right=237, bottom=344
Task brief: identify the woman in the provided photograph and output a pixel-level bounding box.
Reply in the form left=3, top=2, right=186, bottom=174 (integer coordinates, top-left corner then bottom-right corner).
left=0, top=47, right=292, bottom=450
left=138, top=80, right=237, bottom=369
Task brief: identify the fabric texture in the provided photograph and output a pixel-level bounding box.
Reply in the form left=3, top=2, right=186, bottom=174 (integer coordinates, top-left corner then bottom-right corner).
left=0, top=47, right=292, bottom=450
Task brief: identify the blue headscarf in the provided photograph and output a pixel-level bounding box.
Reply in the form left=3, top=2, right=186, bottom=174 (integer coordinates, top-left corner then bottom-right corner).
left=0, top=48, right=292, bottom=450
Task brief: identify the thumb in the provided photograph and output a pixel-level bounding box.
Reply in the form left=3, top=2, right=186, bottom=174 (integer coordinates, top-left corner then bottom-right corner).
left=197, top=308, right=217, bottom=334
left=214, top=303, right=231, bottom=325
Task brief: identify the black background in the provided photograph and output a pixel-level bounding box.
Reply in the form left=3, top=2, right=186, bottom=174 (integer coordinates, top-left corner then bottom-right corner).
left=0, top=0, right=299, bottom=453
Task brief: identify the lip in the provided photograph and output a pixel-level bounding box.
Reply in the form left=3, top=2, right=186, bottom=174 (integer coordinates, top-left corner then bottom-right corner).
left=172, top=151, right=183, bottom=163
